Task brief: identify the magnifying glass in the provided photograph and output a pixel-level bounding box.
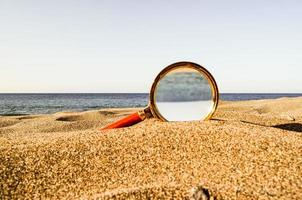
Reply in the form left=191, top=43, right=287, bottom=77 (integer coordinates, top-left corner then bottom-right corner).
left=101, top=61, right=219, bottom=130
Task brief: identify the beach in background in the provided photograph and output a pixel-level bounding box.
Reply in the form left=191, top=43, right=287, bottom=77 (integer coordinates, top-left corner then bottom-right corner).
left=0, top=97, right=301, bottom=199
left=1, top=93, right=302, bottom=116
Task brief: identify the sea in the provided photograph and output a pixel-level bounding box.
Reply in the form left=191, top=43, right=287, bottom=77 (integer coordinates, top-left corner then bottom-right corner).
left=0, top=93, right=301, bottom=116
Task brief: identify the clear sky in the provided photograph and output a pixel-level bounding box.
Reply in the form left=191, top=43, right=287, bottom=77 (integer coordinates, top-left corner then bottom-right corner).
left=0, top=0, right=301, bottom=93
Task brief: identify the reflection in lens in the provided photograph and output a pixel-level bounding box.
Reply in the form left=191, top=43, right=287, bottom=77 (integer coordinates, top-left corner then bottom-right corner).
left=155, top=68, right=214, bottom=121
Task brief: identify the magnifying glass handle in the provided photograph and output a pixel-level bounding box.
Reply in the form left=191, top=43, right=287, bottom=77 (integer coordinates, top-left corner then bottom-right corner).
left=101, top=111, right=145, bottom=130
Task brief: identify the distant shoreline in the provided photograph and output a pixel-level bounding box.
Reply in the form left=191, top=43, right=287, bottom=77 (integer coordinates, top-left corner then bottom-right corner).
left=1, top=93, right=302, bottom=116
left=0, top=92, right=302, bottom=94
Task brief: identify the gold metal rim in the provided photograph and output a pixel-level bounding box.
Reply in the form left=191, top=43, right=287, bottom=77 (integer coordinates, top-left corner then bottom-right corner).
left=149, top=61, right=219, bottom=122
left=137, top=109, right=146, bottom=120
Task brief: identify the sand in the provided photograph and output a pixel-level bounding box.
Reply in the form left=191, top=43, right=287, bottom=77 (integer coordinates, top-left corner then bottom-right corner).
left=0, top=98, right=301, bottom=199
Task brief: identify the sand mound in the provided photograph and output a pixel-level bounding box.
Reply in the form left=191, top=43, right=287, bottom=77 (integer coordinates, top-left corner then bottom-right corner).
left=221, top=96, right=302, bottom=120
left=0, top=97, right=302, bottom=199
left=0, top=118, right=20, bottom=128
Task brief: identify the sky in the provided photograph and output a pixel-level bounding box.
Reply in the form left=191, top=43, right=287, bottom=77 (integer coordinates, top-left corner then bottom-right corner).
left=0, top=0, right=301, bottom=93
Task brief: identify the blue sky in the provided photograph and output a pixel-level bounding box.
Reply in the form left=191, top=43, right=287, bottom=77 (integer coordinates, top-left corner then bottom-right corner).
left=0, top=0, right=301, bottom=93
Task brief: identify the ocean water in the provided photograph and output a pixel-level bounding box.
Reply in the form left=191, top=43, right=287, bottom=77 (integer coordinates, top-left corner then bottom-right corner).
left=0, top=93, right=148, bottom=116
left=0, top=93, right=301, bottom=116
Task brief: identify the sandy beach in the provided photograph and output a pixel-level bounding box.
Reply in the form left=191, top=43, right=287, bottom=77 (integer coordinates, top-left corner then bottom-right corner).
left=0, top=97, right=301, bottom=199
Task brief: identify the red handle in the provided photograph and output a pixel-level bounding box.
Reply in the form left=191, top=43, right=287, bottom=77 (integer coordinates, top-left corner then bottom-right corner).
left=101, top=112, right=144, bottom=130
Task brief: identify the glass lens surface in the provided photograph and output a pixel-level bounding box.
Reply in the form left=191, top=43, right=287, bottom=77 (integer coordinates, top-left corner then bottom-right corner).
left=154, top=68, right=214, bottom=121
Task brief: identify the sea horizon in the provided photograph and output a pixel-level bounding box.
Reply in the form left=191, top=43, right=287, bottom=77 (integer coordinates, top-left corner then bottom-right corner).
left=1, top=92, right=302, bottom=94
left=1, top=93, right=302, bottom=116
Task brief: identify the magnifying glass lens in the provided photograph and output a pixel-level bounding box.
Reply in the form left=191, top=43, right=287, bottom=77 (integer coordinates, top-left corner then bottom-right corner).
left=153, top=67, right=217, bottom=121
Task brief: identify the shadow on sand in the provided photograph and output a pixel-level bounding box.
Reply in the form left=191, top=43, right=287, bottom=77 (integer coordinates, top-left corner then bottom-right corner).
left=272, top=123, right=302, bottom=133
left=240, top=120, right=302, bottom=133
